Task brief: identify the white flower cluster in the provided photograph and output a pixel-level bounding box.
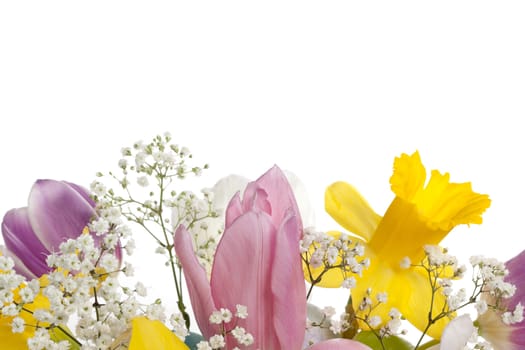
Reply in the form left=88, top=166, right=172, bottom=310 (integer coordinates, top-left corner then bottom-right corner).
left=93, top=132, right=219, bottom=276
left=357, top=289, right=405, bottom=337
left=469, top=255, right=523, bottom=325
left=301, top=228, right=368, bottom=288
left=196, top=305, right=254, bottom=350
left=0, top=197, right=189, bottom=349
left=171, top=189, right=220, bottom=274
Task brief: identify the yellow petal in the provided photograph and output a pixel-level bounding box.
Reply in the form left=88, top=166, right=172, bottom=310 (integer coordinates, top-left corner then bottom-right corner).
left=325, top=182, right=381, bottom=242
left=390, top=151, right=427, bottom=201
left=413, top=170, right=491, bottom=231
left=0, top=317, right=28, bottom=348
left=351, top=253, right=451, bottom=339
left=390, top=151, right=491, bottom=232
left=129, top=317, right=189, bottom=350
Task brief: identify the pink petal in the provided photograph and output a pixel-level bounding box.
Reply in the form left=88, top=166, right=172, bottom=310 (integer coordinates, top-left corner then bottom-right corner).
left=241, top=182, right=272, bottom=214
left=254, top=166, right=303, bottom=238
left=225, top=192, right=243, bottom=229
left=28, top=180, right=95, bottom=252
left=174, top=225, right=218, bottom=339
left=210, top=211, right=279, bottom=350
left=1, top=207, right=51, bottom=278
left=271, top=209, right=306, bottom=349
left=308, top=338, right=373, bottom=350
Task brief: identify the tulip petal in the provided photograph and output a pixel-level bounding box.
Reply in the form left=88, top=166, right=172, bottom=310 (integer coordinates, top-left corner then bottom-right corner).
left=210, top=211, right=279, bottom=350
left=254, top=165, right=303, bottom=235
left=211, top=174, right=249, bottom=210
left=434, top=314, right=474, bottom=350
left=0, top=246, right=38, bottom=279
left=2, top=208, right=51, bottom=278
left=284, top=169, right=316, bottom=229
left=63, top=181, right=96, bottom=207
left=225, top=192, right=243, bottom=229
left=307, top=338, right=373, bottom=350
left=129, top=317, right=189, bottom=350
left=325, top=182, right=381, bottom=242
left=174, top=225, right=218, bottom=339
left=27, top=180, right=95, bottom=252
left=242, top=182, right=272, bottom=215
left=272, top=209, right=306, bottom=349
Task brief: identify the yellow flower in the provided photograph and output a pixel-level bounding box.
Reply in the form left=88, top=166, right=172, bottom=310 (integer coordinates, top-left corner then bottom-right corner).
left=315, top=151, right=491, bottom=339
left=128, top=317, right=189, bottom=350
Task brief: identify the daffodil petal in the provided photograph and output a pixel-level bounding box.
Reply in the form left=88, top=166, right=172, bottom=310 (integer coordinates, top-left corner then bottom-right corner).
left=325, top=182, right=381, bottom=241
left=129, top=317, right=189, bottom=350
left=389, top=151, right=426, bottom=201
left=352, top=255, right=451, bottom=339
left=0, top=320, right=27, bottom=349
left=414, top=170, right=491, bottom=231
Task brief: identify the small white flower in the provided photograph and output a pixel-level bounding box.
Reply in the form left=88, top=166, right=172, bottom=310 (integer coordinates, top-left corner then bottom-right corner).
left=209, top=334, right=225, bottom=348
left=235, top=304, right=248, bottom=319
left=137, top=176, right=149, bottom=187
left=399, top=256, right=411, bottom=269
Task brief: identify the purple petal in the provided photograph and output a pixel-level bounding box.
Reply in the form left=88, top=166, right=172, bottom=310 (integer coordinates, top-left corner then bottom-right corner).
left=27, top=180, right=95, bottom=252
left=64, top=181, right=96, bottom=207
left=505, top=249, right=525, bottom=308
left=174, top=225, right=218, bottom=339
left=1, top=208, right=51, bottom=278
left=271, top=209, right=306, bottom=349
left=210, top=211, right=279, bottom=350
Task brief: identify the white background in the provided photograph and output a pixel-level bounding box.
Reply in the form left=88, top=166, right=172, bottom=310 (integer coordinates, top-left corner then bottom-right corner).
left=1, top=1, right=525, bottom=339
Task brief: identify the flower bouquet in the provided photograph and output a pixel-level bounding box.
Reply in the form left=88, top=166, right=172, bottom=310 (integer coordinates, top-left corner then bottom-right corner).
left=1, top=132, right=523, bottom=350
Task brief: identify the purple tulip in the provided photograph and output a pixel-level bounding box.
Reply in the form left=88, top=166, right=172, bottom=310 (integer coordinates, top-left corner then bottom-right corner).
left=175, top=166, right=306, bottom=349
left=1, top=180, right=96, bottom=279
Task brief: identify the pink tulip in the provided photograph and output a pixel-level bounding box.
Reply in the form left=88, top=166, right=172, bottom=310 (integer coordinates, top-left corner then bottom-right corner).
left=175, top=165, right=306, bottom=349
left=308, top=339, right=373, bottom=350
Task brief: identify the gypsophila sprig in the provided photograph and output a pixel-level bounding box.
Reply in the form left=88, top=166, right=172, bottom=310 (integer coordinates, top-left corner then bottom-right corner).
left=92, top=132, right=216, bottom=329
left=406, top=245, right=521, bottom=349
left=301, top=228, right=368, bottom=299
left=0, top=190, right=189, bottom=350
left=197, top=306, right=254, bottom=349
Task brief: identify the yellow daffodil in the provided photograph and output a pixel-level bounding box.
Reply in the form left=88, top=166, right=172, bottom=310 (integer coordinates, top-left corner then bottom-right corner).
left=313, top=151, right=491, bottom=339
left=128, top=317, right=189, bottom=350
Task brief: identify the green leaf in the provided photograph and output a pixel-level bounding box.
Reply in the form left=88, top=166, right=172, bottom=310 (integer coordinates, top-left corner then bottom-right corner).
left=50, top=325, right=81, bottom=350
left=354, top=331, right=414, bottom=350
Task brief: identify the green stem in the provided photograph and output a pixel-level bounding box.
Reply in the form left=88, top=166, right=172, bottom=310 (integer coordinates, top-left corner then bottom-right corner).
left=158, top=172, right=190, bottom=329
